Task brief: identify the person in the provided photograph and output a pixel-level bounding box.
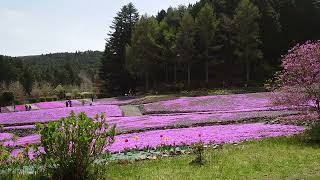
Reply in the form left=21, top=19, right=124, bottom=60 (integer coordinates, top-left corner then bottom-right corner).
left=91, top=95, right=94, bottom=102
left=13, top=104, right=16, bottom=112
left=82, top=100, right=85, bottom=106
left=25, top=104, right=28, bottom=111
left=66, top=101, right=69, bottom=107
left=29, top=105, right=32, bottom=111
left=69, top=100, right=72, bottom=107
left=0, top=107, right=2, bottom=113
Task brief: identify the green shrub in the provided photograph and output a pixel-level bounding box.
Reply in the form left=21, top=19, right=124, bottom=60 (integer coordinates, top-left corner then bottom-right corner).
left=51, top=96, right=58, bottom=101
left=0, top=134, right=31, bottom=178
left=28, top=98, right=39, bottom=103
left=72, top=89, right=80, bottom=99
left=39, top=97, right=46, bottom=102
left=0, top=92, right=14, bottom=106
left=45, top=97, right=54, bottom=102
left=54, top=85, right=65, bottom=99
left=305, top=122, right=320, bottom=143
left=35, top=112, right=116, bottom=180
left=189, top=142, right=206, bottom=166
left=13, top=100, right=22, bottom=105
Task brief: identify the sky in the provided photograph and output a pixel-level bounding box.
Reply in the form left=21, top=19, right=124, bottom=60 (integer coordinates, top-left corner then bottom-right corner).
left=0, top=0, right=199, bottom=57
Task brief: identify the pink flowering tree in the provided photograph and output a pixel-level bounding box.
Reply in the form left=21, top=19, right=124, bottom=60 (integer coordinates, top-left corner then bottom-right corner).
left=269, top=41, right=320, bottom=115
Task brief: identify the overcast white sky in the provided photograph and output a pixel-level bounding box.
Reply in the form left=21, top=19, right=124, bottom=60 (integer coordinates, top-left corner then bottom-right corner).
left=0, top=0, right=199, bottom=56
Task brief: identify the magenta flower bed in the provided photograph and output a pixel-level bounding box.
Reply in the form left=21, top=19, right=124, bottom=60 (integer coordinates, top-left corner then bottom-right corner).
left=35, top=102, right=65, bottom=109
left=144, top=92, right=282, bottom=113
left=3, top=135, right=39, bottom=146
left=0, top=105, right=122, bottom=125
left=7, top=123, right=304, bottom=155
left=35, top=100, right=81, bottom=109
left=15, top=105, right=27, bottom=111
left=108, top=110, right=298, bottom=132
left=0, top=133, right=14, bottom=141
left=108, top=123, right=304, bottom=152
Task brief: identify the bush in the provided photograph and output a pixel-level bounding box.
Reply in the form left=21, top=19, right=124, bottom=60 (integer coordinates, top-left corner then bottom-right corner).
left=72, top=88, right=80, bottom=99
left=28, top=98, right=39, bottom=103
left=51, top=96, right=58, bottom=101
left=305, top=122, right=320, bottom=143
left=35, top=112, right=116, bottom=180
left=0, top=92, right=14, bottom=106
left=45, top=97, right=54, bottom=102
left=54, top=85, right=65, bottom=100
left=39, top=97, right=46, bottom=102
left=189, top=142, right=206, bottom=166
left=269, top=41, right=320, bottom=115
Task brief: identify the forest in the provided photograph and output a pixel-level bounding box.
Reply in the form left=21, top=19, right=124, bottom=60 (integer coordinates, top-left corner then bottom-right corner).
left=1, top=0, right=320, bottom=99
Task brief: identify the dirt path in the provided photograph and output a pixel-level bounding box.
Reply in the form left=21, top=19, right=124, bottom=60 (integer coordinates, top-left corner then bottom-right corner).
left=120, top=105, right=143, bottom=117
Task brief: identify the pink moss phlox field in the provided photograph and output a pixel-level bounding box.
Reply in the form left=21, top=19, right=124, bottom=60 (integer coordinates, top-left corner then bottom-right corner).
left=3, top=135, right=39, bottom=147
left=35, top=100, right=82, bottom=109
left=107, top=110, right=296, bottom=131
left=6, top=123, right=304, bottom=154
left=107, top=123, right=304, bottom=152
left=3, top=125, right=36, bottom=130
left=15, top=105, right=27, bottom=111
left=0, top=105, right=122, bottom=125
left=144, top=92, right=284, bottom=113
left=0, top=133, right=14, bottom=141
left=35, top=102, right=65, bottom=109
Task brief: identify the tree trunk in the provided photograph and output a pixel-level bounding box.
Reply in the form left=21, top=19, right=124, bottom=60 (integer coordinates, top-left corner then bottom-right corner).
left=245, top=59, right=250, bottom=87
left=145, top=72, right=149, bottom=91
left=174, top=63, right=177, bottom=84
left=187, top=63, right=191, bottom=88
left=205, top=58, right=209, bottom=84
left=165, top=64, right=169, bottom=83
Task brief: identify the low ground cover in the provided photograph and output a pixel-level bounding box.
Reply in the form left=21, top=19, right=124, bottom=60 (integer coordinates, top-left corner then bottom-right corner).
left=5, top=123, right=303, bottom=154
left=1, top=110, right=300, bottom=134
left=143, top=92, right=284, bottom=114
left=0, top=105, right=122, bottom=126
left=102, top=137, right=320, bottom=179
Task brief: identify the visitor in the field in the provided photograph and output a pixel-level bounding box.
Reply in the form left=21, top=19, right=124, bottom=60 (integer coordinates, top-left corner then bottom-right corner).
left=69, top=100, right=72, bottom=107
left=66, top=101, right=69, bottom=107
left=29, top=105, right=32, bottom=111
left=25, top=104, right=28, bottom=111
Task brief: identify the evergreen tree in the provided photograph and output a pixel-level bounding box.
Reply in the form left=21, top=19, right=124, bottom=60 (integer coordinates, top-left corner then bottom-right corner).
left=176, top=12, right=196, bottom=88
left=159, top=7, right=186, bottom=83
left=100, top=3, right=139, bottom=96
left=233, top=0, right=262, bottom=86
left=127, top=16, right=162, bottom=90
left=21, top=66, right=34, bottom=95
left=196, top=3, right=220, bottom=84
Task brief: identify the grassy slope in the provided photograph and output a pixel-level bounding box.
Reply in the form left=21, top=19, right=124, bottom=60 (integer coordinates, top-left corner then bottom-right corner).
left=102, top=137, right=320, bottom=180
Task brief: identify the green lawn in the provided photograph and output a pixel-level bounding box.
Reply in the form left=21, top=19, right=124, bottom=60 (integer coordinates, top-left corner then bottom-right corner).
left=101, top=137, right=320, bottom=180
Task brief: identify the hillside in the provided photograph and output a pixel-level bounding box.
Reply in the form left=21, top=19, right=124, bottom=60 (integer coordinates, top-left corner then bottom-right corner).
left=20, top=51, right=102, bottom=85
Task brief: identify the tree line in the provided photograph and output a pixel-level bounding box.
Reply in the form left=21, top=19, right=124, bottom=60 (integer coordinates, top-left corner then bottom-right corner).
left=1, top=0, right=320, bottom=98
left=100, top=0, right=320, bottom=96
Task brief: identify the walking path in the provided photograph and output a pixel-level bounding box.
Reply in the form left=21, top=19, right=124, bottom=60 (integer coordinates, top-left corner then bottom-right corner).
left=120, top=105, right=143, bottom=117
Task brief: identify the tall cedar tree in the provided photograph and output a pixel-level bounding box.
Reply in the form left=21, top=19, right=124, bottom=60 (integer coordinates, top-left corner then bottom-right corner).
left=100, top=3, right=139, bottom=96
left=176, top=12, right=196, bottom=88
left=127, top=16, right=161, bottom=90
left=195, top=3, right=220, bottom=84
left=233, top=0, right=262, bottom=86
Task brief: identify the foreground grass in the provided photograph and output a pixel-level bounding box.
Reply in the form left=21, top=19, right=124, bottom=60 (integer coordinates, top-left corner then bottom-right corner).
left=102, top=137, right=320, bottom=180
